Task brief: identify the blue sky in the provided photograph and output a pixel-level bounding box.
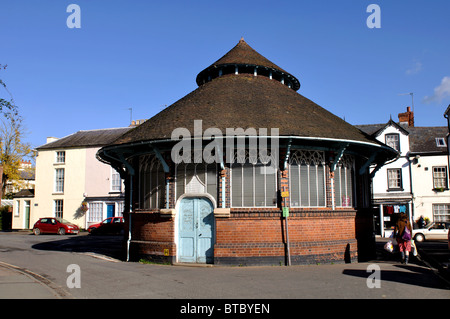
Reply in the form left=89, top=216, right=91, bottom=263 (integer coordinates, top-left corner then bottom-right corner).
left=1, top=1, right=450, bottom=153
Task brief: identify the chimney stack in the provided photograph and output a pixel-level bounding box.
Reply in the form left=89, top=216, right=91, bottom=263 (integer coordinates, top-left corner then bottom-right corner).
left=398, top=107, right=414, bottom=127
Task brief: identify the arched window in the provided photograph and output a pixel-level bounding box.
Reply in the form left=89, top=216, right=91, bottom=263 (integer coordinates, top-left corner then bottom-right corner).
left=175, top=163, right=217, bottom=203
left=334, top=155, right=354, bottom=207
left=138, top=155, right=165, bottom=209
left=288, top=150, right=326, bottom=207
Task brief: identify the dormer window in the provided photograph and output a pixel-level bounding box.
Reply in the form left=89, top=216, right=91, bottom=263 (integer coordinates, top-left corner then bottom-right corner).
left=385, top=134, right=400, bottom=152
left=436, top=138, right=446, bottom=147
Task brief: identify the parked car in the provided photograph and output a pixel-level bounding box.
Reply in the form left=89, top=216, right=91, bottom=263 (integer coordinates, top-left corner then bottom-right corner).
left=88, top=217, right=124, bottom=235
left=412, top=222, right=450, bottom=242
left=448, top=226, right=450, bottom=250
left=33, top=217, right=79, bottom=235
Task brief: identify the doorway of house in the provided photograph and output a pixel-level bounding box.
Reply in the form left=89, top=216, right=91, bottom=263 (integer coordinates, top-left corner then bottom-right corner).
left=107, top=204, right=115, bottom=218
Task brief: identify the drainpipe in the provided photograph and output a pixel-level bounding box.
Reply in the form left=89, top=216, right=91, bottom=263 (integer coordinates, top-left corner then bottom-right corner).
left=221, top=174, right=226, bottom=208
left=127, top=174, right=133, bottom=262
left=116, top=153, right=135, bottom=262
left=283, top=139, right=292, bottom=266
left=408, top=156, right=415, bottom=226
left=217, top=145, right=226, bottom=208
left=102, top=150, right=135, bottom=262
left=331, top=177, right=335, bottom=211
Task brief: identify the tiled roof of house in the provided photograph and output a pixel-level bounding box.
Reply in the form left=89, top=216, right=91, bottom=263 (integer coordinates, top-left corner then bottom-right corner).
left=13, top=188, right=34, bottom=198
left=356, top=122, right=448, bottom=154
left=408, top=126, right=448, bottom=154
left=36, top=127, right=131, bottom=150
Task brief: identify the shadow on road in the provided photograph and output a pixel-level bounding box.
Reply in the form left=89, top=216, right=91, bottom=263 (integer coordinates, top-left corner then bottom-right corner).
left=342, top=263, right=450, bottom=290
left=342, top=239, right=450, bottom=291
left=31, top=233, right=125, bottom=261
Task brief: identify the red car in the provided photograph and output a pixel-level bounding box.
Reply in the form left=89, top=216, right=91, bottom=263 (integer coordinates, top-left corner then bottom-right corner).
left=88, top=217, right=124, bottom=235
left=33, top=217, right=79, bottom=235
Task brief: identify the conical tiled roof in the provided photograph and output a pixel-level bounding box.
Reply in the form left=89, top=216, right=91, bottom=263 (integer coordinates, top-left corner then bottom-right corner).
left=196, top=38, right=300, bottom=91
left=209, top=37, right=287, bottom=72
left=100, top=39, right=397, bottom=167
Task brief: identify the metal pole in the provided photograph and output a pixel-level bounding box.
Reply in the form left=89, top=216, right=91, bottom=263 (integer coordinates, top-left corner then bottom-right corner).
left=285, top=214, right=291, bottom=266
left=283, top=187, right=291, bottom=266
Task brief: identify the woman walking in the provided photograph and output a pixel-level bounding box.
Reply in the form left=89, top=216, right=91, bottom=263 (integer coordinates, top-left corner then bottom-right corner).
left=394, top=213, right=413, bottom=264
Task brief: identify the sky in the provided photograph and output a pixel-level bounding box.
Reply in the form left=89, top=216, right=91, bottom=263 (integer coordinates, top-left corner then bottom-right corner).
left=1, top=0, right=450, bottom=157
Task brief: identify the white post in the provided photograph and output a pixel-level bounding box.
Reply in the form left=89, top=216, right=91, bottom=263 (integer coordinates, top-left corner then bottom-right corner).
left=379, top=204, right=384, bottom=237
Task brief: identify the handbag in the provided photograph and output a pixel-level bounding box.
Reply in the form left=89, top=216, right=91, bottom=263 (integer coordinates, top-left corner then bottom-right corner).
left=384, top=240, right=394, bottom=253
left=411, top=239, right=418, bottom=256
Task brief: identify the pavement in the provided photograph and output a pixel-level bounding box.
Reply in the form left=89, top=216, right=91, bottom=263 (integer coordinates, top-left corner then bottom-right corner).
left=0, top=261, right=71, bottom=299
left=0, top=235, right=448, bottom=299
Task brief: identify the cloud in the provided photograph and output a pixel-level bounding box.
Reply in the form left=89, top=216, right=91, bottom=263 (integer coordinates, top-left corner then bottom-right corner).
left=406, top=60, right=422, bottom=75
left=423, top=76, right=450, bottom=104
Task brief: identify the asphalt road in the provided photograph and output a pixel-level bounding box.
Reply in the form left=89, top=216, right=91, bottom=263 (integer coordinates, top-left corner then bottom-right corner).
left=0, top=231, right=449, bottom=302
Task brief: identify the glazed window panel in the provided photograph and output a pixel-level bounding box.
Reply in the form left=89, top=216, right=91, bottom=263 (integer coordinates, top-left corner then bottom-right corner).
left=387, top=168, right=402, bottom=190
left=111, top=169, right=122, bottom=192
left=231, top=161, right=277, bottom=208
left=88, top=202, right=103, bottom=222
left=289, top=150, right=326, bottom=207
left=334, top=155, right=354, bottom=208
left=138, top=155, right=166, bottom=209
left=433, top=166, right=447, bottom=189
left=54, top=168, right=65, bottom=193
left=54, top=199, right=64, bottom=218
left=385, top=134, right=400, bottom=152
left=56, top=151, right=65, bottom=163
left=432, top=204, right=450, bottom=222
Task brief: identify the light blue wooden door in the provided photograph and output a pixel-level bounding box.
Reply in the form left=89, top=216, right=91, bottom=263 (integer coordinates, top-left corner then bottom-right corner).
left=178, top=197, right=215, bottom=263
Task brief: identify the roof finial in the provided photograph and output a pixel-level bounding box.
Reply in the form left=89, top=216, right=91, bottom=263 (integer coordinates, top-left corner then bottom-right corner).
left=239, top=36, right=245, bottom=42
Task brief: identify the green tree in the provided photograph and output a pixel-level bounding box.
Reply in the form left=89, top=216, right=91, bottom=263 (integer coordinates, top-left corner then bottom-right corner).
left=0, top=115, right=33, bottom=197
left=0, top=64, right=33, bottom=197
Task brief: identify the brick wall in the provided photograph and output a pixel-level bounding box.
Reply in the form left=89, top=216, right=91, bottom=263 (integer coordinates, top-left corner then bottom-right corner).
left=126, top=211, right=176, bottom=263
left=125, top=150, right=372, bottom=265
left=214, top=209, right=357, bottom=265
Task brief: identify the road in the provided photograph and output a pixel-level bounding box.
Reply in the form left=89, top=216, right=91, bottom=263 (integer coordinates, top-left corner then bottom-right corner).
left=0, top=231, right=449, bottom=301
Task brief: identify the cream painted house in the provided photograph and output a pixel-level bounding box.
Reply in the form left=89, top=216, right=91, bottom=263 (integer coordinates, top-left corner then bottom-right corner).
left=23, top=127, right=131, bottom=230
left=12, top=189, right=34, bottom=229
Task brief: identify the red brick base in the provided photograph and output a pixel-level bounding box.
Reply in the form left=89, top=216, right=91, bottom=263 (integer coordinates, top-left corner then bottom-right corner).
left=125, top=208, right=365, bottom=266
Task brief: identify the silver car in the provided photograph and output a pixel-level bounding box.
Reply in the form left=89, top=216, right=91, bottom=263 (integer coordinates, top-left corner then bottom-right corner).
left=412, top=222, right=450, bottom=242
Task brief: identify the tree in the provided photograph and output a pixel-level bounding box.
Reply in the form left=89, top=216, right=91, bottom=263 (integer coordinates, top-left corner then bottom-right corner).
left=0, top=64, right=33, bottom=197
left=0, top=114, right=33, bottom=197
left=0, top=64, right=18, bottom=119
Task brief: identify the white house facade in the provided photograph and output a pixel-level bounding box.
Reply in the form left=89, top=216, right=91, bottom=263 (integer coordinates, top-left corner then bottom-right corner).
left=357, top=119, right=412, bottom=237
left=408, top=126, right=450, bottom=224
left=357, top=107, right=450, bottom=236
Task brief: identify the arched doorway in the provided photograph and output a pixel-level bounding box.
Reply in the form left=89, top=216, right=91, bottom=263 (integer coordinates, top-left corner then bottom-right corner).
left=178, top=197, right=215, bottom=263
